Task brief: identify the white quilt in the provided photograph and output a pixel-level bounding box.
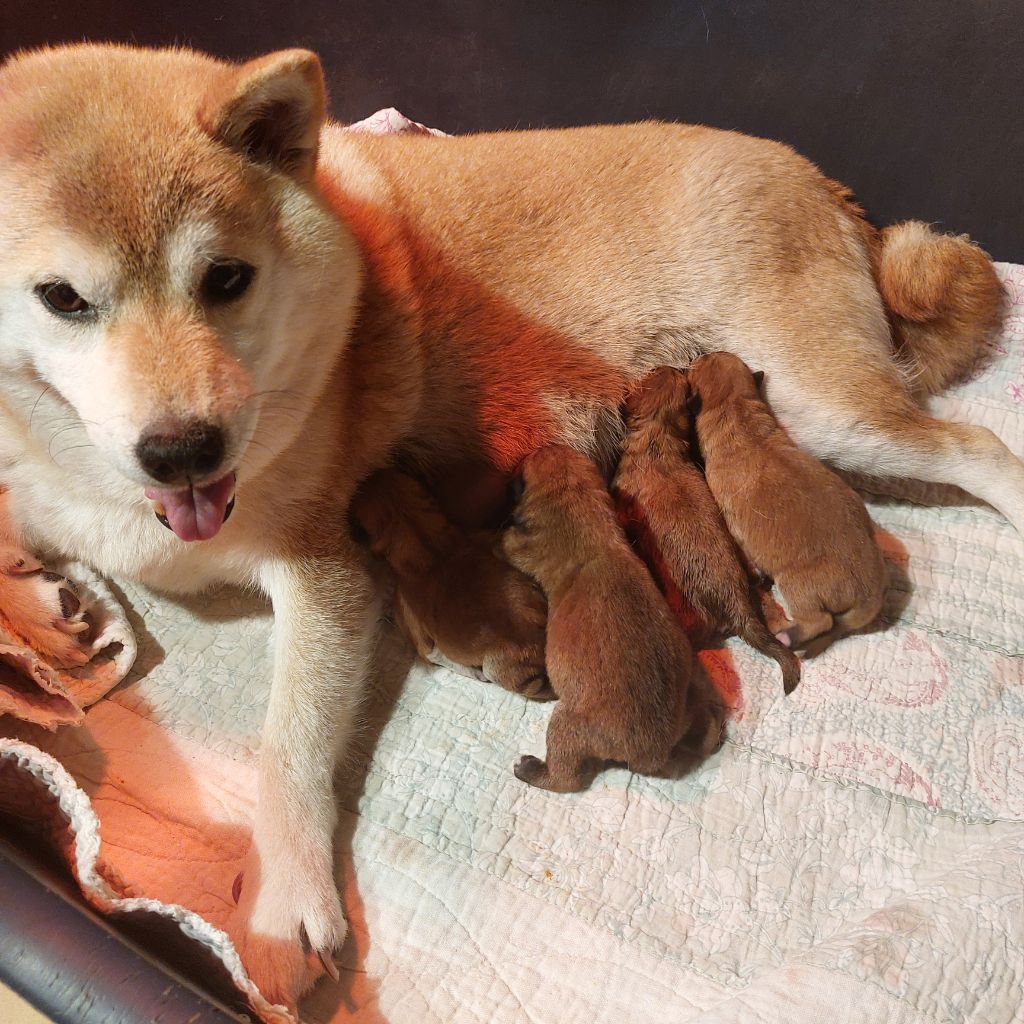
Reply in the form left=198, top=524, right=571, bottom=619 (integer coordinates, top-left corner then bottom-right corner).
left=1, top=120, right=1023, bottom=1024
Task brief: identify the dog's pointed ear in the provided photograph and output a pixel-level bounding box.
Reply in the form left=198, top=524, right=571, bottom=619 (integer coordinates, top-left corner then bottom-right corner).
left=752, top=369, right=766, bottom=389
left=203, top=49, right=326, bottom=181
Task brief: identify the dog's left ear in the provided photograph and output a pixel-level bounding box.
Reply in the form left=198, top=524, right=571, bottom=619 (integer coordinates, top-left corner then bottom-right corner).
left=752, top=370, right=766, bottom=390
left=203, top=49, right=326, bottom=181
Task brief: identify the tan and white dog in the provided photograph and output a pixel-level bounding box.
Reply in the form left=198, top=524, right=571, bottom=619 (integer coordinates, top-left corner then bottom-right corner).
left=0, top=44, right=1010, bottom=1008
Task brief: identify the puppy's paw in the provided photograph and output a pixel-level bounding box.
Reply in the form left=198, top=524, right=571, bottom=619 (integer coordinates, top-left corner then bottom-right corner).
left=494, top=667, right=555, bottom=701
left=232, top=852, right=346, bottom=1011
left=0, top=552, right=94, bottom=667
left=485, top=651, right=555, bottom=700
left=515, top=673, right=557, bottom=701
left=513, top=753, right=547, bottom=785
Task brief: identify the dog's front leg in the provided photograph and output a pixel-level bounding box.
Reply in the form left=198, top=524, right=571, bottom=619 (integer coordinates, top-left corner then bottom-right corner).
left=233, top=535, right=378, bottom=1010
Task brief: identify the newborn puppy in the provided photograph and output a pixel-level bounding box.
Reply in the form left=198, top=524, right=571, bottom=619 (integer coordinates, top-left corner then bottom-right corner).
left=688, top=352, right=887, bottom=648
left=614, top=368, right=801, bottom=693
left=503, top=444, right=720, bottom=792
left=351, top=469, right=551, bottom=699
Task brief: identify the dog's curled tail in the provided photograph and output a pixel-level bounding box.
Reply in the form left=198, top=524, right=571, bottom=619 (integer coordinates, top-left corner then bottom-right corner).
left=876, top=221, right=1005, bottom=396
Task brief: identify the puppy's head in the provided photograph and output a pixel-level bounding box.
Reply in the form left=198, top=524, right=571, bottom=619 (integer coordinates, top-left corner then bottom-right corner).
left=350, top=470, right=454, bottom=573
left=687, top=353, right=764, bottom=412
left=623, top=366, right=689, bottom=417
left=0, top=45, right=360, bottom=541
left=503, top=444, right=613, bottom=584
left=622, top=367, right=692, bottom=439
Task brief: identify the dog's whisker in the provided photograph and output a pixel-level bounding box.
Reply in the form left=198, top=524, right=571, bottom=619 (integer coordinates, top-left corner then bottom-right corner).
left=50, top=442, right=96, bottom=465
left=28, top=384, right=54, bottom=434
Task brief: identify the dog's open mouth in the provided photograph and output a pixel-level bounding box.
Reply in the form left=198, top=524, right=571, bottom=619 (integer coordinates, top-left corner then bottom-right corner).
left=144, top=472, right=237, bottom=542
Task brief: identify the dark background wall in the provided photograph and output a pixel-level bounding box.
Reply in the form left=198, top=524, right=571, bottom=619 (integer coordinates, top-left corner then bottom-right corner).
left=2, top=1, right=1021, bottom=259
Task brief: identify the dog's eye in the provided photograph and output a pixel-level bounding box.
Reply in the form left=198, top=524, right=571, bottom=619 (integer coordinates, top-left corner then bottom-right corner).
left=201, top=260, right=255, bottom=303
left=37, top=281, right=91, bottom=318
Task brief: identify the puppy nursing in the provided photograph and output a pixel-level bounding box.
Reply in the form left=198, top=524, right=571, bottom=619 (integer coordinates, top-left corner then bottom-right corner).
left=688, top=352, right=888, bottom=649
left=614, top=368, right=801, bottom=692
left=503, top=445, right=720, bottom=792
left=351, top=469, right=551, bottom=699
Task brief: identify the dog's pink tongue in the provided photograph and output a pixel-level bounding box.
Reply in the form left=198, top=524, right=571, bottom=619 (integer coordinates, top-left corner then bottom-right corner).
left=145, top=473, right=236, bottom=542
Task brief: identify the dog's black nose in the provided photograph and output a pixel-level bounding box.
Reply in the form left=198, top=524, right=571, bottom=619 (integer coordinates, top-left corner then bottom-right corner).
left=136, top=421, right=226, bottom=484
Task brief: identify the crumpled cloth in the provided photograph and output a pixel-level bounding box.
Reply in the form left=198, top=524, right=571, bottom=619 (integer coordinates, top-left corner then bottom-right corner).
left=0, top=562, right=136, bottom=729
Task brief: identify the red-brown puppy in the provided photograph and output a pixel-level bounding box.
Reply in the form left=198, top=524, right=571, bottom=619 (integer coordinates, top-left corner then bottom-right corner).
left=687, top=353, right=887, bottom=648
left=351, top=469, right=551, bottom=699
left=614, top=367, right=801, bottom=692
left=503, top=444, right=721, bottom=792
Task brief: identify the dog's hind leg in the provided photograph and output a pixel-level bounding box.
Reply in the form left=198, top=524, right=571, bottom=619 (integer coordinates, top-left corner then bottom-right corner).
left=749, top=320, right=1024, bottom=535
left=775, top=605, right=834, bottom=651
left=515, top=706, right=600, bottom=792
left=809, top=399, right=1024, bottom=535
left=835, top=598, right=884, bottom=633
left=737, top=614, right=802, bottom=693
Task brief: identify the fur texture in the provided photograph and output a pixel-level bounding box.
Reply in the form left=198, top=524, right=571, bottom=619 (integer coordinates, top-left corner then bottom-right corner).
left=503, top=445, right=721, bottom=792
left=614, top=368, right=801, bottom=692
left=351, top=469, right=550, bottom=699
left=878, top=222, right=1006, bottom=395
left=0, top=43, right=1013, bottom=1007
left=688, top=353, right=888, bottom=648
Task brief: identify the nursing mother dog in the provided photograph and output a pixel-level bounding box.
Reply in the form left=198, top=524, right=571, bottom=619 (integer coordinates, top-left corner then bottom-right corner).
left=0, top=45, right=1010, bottom=1008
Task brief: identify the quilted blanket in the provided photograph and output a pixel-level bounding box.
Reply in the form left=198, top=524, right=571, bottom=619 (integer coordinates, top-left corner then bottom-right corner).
left=1, top=115, right=1023, bottom=1024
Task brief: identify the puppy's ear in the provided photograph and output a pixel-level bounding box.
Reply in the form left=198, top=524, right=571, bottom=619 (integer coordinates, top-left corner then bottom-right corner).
left=348, top=482, right=394, bottom=550
left=347, top=508, right=370, bottom=546
left=508, top=475, right=526, bottom=505
left=752, top=370, right=766, bottom=390
left=203, top=49, right=326, bottom=181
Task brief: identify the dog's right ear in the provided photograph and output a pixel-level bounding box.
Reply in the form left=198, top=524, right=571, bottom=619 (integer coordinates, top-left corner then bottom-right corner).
left=203, top=49, right=326, bottom=181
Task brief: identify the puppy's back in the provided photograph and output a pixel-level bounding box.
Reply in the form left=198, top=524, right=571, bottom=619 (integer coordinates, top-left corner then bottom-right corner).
left=509, top=445, right=692, bottom=727
left=689, top=353, right=886, bottom=637
left=615, top=367, right=801, bottom=690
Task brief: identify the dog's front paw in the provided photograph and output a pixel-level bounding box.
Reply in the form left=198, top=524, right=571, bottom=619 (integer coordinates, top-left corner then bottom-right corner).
left=0, top=548, right=93, bottom=666
left=484, top=652, right=555, bottom=701
left=509, top=672, right=556, bottom=701
left=513, top=753, right=547, bottom=784
left=231, top=854, right=346, bottom=1011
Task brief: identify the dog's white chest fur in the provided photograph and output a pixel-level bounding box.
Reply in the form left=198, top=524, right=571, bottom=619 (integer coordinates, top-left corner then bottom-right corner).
left=0, top=441, right=255, bottom=594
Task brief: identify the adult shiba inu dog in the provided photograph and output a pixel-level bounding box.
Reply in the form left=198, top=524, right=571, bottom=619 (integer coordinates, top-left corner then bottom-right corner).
left=0, top=43, right=1010, bottom=1008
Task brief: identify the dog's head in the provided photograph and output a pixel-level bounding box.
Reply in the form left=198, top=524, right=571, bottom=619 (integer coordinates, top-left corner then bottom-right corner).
left=686, top=352, right=764, bottom=413
left=502, top=444, right=613, bottom=582
left=350, top=470, right=457, bottom=574
left=622, top=366, right=694, bottom=445
left=623, top=367, right=688, bottom=420
left=0, top=45, right=360, bottom=541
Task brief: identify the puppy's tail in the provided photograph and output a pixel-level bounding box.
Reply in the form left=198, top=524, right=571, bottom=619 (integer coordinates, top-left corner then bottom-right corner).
left=876, top=221, right=1005, bottom=395
left=740, top=618, right=801, bottom=695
